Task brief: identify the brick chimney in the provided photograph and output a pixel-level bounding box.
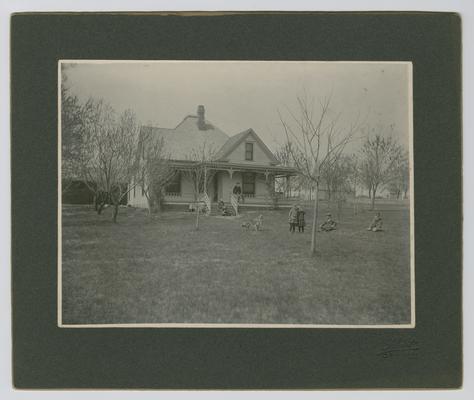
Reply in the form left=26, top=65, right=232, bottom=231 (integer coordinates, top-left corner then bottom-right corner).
left=197, top=105, right=206, bottom=130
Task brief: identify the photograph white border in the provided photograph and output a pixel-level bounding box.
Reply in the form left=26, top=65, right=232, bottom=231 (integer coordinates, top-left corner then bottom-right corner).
left=57, top=59, right=415, bottom=329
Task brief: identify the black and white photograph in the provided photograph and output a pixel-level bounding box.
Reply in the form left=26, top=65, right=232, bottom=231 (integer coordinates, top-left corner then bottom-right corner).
left=59, top=60, right=414, bottom=328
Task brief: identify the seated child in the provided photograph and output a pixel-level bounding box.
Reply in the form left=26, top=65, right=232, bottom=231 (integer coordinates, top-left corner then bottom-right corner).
left=222, top=206, right=233, bottom=216
left=217, top=199, right=232, bottom=216
left=368, top=212, right=383, bottom=232
left=217, top=199, right=225, bottom=211
left=320, top=213, right=337, bottom=232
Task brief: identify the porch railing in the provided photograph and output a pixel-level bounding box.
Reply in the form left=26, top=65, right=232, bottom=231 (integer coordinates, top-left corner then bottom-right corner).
left=230, top=194, right=239, bottom=216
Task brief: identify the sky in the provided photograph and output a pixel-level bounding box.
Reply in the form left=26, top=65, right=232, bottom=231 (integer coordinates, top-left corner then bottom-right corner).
left=61, top=61, right=411, bottom=152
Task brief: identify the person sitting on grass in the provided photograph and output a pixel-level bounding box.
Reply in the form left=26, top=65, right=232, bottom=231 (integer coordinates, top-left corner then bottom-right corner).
left=319, top=213, right=337, bottom=232
left=297, top=205, right=306, bottom=233
left=367, top=212, right=383, bottom=232
left=288, top=204, right=298, bottom=233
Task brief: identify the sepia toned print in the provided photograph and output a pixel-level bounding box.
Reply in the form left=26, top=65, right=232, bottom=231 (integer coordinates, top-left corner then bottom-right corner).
left=58, top=60, right=414, bottom=328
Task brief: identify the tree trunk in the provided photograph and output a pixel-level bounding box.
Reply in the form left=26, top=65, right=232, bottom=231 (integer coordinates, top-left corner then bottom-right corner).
left=371, top=187, right=377, bottom=210
left=97, top=201, right=106, bottom=215
left=195, top=205, right=200, bottom=230
left=310, top=183, right=320, bottom=256
left=112, top=202, right=119, bottom=223
left=337, top=198, right=343, bottom=222
left=156, top=194, right=162, bottom=213
left=146, top=195, right=153, bottom=216
left=353, top=186, right=357, bottom=215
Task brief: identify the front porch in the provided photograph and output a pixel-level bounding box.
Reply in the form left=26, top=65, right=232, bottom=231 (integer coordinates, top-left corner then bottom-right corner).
left=128, top=160, right=299, bottom=212
left=169, top=160, right=298, bottom=211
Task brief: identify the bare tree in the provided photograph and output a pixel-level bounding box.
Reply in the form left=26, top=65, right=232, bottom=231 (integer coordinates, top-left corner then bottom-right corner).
left=264, top=174, right=280, bottom=209
left=359, top=133, right=404, bottom=210
left=61, top=66, right=85, bottom=195
left=107, top=110, right=143, bottom=222
left=183, top=142, right=217, bottom=230
left=347, top=154, right=362, bottom=215
left=388, top=150, right=409, bottom=200
left=136, top=131, right=175, bottom=215
left=321, top=154, right=354, bottom=221
left=274, top=142, right=306, bottom=198
left=274, top=142, right=293, bottom=167
left=274, top=143, right=293, bottom=197
left=321, top=153, right=353, bottom=202
left=279, top=93, right=361, bottom=255
left=77, top=99, right=142, bottom=222
left=76, top=99, right=113, bottom=213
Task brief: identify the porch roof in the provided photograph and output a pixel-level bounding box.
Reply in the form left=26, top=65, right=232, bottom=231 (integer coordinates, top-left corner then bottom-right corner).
left=169, top=160, right=298, bottom=176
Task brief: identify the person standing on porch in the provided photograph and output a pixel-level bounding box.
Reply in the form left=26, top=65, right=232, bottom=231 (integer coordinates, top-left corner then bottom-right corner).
left=233, top=182, right=243, bottom=203
left=288, top=204, right=298, bottom=233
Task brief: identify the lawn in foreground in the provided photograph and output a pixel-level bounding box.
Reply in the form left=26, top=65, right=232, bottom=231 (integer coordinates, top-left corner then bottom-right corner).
left=61, top=203, right=411, bottom=325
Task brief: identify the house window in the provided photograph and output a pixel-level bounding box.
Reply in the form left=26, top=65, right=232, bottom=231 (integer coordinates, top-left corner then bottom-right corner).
left=165, top=172, right=181, bottom=195
left=245, top=142, right=254, bottom=161
left=242, top=173, right=256, bottom=195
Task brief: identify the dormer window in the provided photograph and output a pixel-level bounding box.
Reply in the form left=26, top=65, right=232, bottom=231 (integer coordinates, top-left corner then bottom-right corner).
left=245, top=142, right=254, bottom=161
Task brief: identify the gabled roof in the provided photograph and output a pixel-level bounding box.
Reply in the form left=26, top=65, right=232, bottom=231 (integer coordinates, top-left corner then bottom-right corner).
left=141, top=115, right=229, bottom=160
left=173, top=115, right=227, bottom=137
left=140, top=110, right=279, bottom=165
left=213, top=130, right=249, bottom=160
left=214, top=128, right=279, bottom=164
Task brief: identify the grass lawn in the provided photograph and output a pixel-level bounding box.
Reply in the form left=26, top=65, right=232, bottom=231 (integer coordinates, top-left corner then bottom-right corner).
left=61, top=201, right=412, bottom=325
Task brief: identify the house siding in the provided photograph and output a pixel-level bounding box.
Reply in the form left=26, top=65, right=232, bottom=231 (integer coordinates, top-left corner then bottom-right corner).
left=128, top=184, right=148, bottom=208
left=128, top=173, right=218, bottom=207
left=226, top=138, right=273, bottom=165
left=219, top=172, right=269, bottom=204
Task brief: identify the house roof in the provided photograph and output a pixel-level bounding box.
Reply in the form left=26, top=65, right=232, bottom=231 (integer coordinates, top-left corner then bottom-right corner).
left=141, top=115, right=229, bottom=160
left=141, top=109, right=279, bottom=165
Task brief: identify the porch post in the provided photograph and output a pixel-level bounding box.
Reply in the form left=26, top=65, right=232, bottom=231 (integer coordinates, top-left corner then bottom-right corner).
left=264, top=170, right=270, bottom=181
